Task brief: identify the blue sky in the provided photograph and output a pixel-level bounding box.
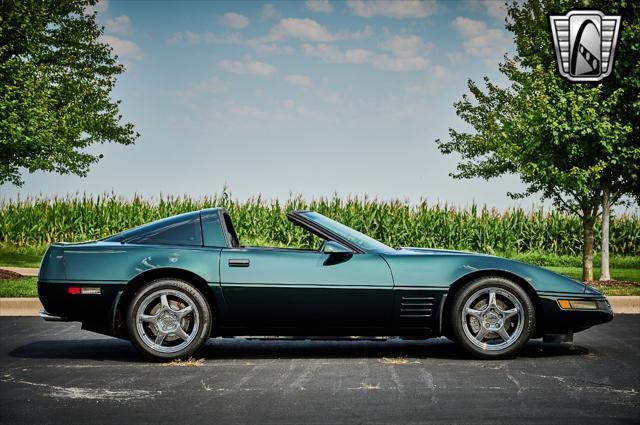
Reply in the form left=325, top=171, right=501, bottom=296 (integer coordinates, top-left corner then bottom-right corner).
left=4, top=0, right=562, bottom=209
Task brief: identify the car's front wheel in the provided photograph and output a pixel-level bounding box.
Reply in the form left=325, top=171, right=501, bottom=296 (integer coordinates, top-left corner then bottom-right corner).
left=450, top=277, right=535, bottom=359
left=127, top=278, right=212, bottom=361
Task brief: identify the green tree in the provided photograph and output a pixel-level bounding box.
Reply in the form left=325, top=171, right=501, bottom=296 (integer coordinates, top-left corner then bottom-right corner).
left=437, top=0, right=639, bottom=281
left=0, top=0, right=138, bottom=186
left=596, top=3, right=640, bottom=281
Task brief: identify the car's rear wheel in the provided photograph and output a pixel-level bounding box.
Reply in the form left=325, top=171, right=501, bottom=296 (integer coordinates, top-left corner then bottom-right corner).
left=450, top=277, right=535, bottom=359
left=127, top=278, right=211, bottom=361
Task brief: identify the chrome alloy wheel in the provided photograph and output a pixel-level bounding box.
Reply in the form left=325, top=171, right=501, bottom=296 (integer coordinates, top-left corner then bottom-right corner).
left=135, top=289, right=200, bottom=354
left=461, top=287, right=525, bottom=351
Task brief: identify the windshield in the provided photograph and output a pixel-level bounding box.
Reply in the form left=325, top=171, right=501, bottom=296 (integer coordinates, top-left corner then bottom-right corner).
left=300, top=212, right=394, bottom=253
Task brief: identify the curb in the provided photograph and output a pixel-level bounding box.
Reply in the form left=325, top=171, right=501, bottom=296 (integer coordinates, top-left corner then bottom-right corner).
left=0, top=298, right=43, bottom=316
left=1, top=297, right=639, bottom=317
left=607, top=296, right=640, bottom=314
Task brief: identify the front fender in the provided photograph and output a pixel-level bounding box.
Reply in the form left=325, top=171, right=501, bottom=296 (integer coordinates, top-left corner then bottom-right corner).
left=382, top=253, right=586, bottom=294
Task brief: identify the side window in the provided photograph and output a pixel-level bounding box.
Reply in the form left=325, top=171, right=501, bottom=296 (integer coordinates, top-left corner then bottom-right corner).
left=202, top=210, right=228, bottom=247
left=130, top=217, right=203, bottom=246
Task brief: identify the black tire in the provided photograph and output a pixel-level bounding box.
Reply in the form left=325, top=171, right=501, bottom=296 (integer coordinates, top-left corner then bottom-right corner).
left=127, top=278, right=212, bottom=361
left=450, top=276, right=535, bottom=359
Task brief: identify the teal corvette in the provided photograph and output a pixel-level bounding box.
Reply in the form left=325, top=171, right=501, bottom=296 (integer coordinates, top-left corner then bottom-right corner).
left=38, top=209, right=613, bottom=361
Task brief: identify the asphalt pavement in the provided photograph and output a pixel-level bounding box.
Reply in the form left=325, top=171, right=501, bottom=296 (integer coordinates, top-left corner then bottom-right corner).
left=0, top=316, right=638, bottom=425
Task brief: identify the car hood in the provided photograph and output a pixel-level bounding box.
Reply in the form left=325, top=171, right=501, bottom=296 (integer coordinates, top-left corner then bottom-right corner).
left=384, top=247, right=591, bottom=295
left=397, top=247, right=487, bottom=256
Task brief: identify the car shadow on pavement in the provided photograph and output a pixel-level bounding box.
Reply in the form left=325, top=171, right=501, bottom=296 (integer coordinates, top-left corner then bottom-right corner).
left=9, top=339, right=143, bottom=362
left=8, top=337, right=589, bottom=363
left=200, top=338, right=589, bottom=360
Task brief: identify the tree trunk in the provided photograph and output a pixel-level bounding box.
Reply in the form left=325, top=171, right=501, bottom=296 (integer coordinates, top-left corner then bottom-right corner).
left=582, top=213, right=595, bottom=282
left=599, top=187, right=611, bottom=281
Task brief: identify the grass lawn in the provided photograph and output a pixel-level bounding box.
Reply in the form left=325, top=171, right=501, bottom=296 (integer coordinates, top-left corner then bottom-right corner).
left=0, top=277, right=37, bottom=297
left=0, top=245, right=46, bottom=268
left=545, top=266, right=640, bottom=283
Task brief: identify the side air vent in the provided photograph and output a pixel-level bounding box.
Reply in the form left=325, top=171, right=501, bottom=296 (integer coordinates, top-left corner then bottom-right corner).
left=399, top=295, right=434, bottom=318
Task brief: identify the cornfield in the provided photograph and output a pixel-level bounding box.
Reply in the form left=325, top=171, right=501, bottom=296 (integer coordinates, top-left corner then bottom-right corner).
left=1, top=193, right=638, bottom=256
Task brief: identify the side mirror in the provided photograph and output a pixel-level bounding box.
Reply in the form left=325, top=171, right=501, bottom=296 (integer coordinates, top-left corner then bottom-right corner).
left=321, top=240, right=353, bottom=254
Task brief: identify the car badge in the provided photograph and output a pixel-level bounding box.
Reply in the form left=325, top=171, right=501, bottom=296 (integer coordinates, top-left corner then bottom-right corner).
left=549, top=10, right=621, bottom=82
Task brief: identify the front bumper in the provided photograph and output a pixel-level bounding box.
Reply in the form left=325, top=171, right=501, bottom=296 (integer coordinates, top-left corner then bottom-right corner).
left=540, top=293, right=614, bottom=334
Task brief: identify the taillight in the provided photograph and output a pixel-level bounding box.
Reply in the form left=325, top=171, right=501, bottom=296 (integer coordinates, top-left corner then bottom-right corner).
left=67, top=287, right=100, bottom=295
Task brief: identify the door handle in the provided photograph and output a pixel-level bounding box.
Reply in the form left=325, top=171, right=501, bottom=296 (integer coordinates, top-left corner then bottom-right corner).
left=228, top=259, right=250, bottom=267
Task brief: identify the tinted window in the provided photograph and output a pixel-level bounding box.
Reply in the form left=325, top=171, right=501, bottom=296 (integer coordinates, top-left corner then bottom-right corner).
left=130, top=216, right=203, bottom=246
left=201, top=210, right=227, bottom=247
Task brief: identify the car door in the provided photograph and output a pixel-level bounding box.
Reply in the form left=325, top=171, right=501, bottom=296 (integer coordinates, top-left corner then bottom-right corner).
left=219, top=247, right=394, bottom=327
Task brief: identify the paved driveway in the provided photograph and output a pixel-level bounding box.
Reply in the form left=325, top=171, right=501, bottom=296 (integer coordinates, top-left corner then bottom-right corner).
left=0, top=316, right=638, bottom=424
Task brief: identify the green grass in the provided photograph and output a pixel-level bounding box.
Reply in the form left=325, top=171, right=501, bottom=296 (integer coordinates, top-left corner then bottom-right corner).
left=508, top=252, right=640, bottom=269
left=545, top=266, right=640, bottom=283
left=0, top=244, right=46, bottom=268
left=591, top=285, right=640, bottom=296
left=0, top=277, right=37, bottom=297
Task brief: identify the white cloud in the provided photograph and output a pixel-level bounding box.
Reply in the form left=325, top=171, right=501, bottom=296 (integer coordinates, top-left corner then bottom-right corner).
left=254, top=43, right=294, bottom=55
left=281, top=99, right=306, bottom=114
left=484, top=1, right=507, bottom=20
left=335, top=25, right=374, bottom=41
left=431, top=64, right=450, bottom=81
left=465, top=0, right=507, bottom=21
left=192, top=76, right=230, bottom=93
left=218, top=59, right=277, bottom=76
left=270, top=18, right=333, bottom=42
left=171, top=31, right=293, bottom=55
left=261, top=3, right=277, bottom=20
left=100, top=35, right=143, bottom=60
left=306, top=0, right=334, bottom=13
left=105, top=15, right=132, bottom=36
left=228, top=99, right=307, bottom=121
left=85, top=0, right=108, bottom=15
left=303, top=42, right=428, bottom=71
left=174, top=76, right=230, bottom=103
left=222, top=12, right=249, bottom=29
left=302, top=43, right=372, bottom=63
left=171, top=18, right=372, bottom=55
left=347, top=0, right=436, bottom=19
left=172, top=31, right=248, bottom=45
left=285, top=74, right=313, bottom=87
left=379, top=34, right=430, bottom=58
left=372, top=34, right=431, bottom=71
left=316, top=90, right=340, bottom=104
left=372, top=54, right=429, bottom=71
left=451, top=16, right=510, bottom=64
left=447, top=51, right=465, bottom=64
left=229, top=105, right=263, bottom=117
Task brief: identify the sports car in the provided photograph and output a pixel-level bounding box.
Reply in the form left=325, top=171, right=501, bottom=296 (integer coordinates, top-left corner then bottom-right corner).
left=38, top=208, right=613, bottom=361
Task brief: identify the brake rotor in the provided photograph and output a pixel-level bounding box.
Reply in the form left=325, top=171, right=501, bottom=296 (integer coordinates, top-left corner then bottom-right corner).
left=468, top=297, right=513, bottom=337
left=147, top=298, right=192, bottom=342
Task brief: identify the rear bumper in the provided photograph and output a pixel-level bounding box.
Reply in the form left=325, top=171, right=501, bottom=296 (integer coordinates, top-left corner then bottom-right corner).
left=38, top=281, right=125, bottom=336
